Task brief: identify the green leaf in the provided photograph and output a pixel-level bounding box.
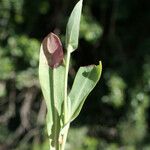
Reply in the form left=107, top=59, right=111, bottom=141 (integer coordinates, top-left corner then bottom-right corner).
left=65, top=0, right=83, bottom=52
left=39, top=36, right=65, bottom=148
left=68, top=62, right=102, bottom=121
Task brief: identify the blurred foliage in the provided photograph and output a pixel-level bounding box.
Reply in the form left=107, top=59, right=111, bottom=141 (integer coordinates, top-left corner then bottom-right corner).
left=80, top=9, right=103, bottom=43
left=102, top=73, right=126, bottom=107
left=0, top=0, right=150, bottom=149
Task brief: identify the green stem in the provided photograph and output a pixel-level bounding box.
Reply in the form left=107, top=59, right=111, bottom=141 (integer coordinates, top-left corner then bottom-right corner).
left=60, top=123, right=70, bottom=150
left=61, top=45, right=72, bottom=150
left=64, top=45, right=72, bottom=123
left=49, top=140, right=60, bottom=150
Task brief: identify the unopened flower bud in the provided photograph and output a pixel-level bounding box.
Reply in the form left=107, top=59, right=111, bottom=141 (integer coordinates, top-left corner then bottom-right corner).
left=42, top=32, right=64, bottom=68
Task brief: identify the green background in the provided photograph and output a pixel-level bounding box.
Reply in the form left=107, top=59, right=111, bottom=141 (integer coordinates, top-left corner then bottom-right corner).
left=0, top=0, right=150, bottom=149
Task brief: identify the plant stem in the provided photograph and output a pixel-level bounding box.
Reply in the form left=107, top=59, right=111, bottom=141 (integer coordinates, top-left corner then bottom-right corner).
left=64, top=45, right=72, bottom=123
left=49, top=140, right=60, bottom=150
left=61, top=45, right=72, bottom=150
left=60, top=123, right=70, bottom=150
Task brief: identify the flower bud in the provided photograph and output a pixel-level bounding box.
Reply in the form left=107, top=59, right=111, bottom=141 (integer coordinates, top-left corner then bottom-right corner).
left=42, top=32, right=64, bottom=68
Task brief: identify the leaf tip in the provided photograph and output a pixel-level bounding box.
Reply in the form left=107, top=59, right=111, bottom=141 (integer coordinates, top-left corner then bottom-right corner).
left=65, top=0, right=83, bottom=52
left=97, top=61, right=102, bottom=76
left=99, top=61, right=102, bottom=69
left=78, top=0, right=83, bottom=5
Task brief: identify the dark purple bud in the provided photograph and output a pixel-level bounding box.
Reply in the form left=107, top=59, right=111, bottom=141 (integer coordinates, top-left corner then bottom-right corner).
left=42, top=32, right=64, bottom=68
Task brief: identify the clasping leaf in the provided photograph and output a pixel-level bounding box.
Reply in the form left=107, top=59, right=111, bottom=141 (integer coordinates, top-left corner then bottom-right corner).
left=68, top=61, right=102, bottom=122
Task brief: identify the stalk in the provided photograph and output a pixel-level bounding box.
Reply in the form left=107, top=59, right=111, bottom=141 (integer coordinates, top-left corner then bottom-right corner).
left=61, top=45, right=72, bottom=150
left=64, top=51, right=70, bottom=123
left=60, top=124, right=70, bottom=150
left=64, top=45, right=72, bottom=123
